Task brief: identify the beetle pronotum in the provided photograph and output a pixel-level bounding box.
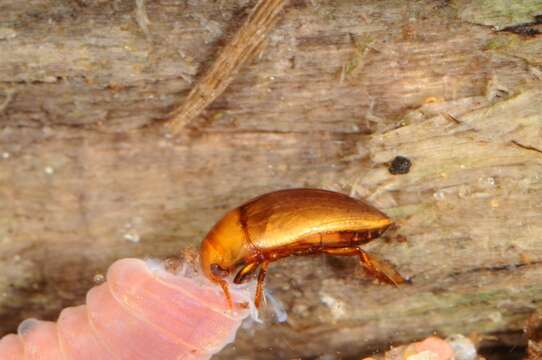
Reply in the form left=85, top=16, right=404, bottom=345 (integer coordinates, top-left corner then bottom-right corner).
left=200, top=188, right=407, bottom=308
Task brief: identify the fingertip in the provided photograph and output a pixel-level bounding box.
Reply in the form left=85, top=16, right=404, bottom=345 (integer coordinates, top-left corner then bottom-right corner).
left=17, top=318, right=39, bottom=337
left=0, top=334, right=24, bottom=360
left=18, top=319, right=63, bottom=359
left=106, top=258, right=146, bottom=280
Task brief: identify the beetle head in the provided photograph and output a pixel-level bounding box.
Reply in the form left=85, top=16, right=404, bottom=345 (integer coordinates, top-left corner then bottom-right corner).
left=200, top=209, right=252, bottom=283
left=200, top=240, right=231, bottom=280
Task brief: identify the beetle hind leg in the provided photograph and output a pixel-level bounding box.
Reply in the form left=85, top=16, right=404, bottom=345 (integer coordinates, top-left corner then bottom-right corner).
left=322, top=247, right=407, bottom=286
left=358, top=249, right=407, bottom=286
left=254, top=261, right=269, bottom=308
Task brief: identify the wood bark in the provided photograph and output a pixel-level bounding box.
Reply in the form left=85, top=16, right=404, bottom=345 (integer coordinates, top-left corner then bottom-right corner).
left=1, top=0, right=541, bottom=358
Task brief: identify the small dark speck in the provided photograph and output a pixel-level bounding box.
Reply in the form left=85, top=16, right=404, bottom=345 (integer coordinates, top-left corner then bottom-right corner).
left=396, top=234, right=408, bottom=243
left=388, top=156, right=412, bottom=175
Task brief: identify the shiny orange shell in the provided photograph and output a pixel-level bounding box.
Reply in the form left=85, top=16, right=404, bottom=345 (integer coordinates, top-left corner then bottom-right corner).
left=200, top=188, right=405, bottom=308
left=238, top=188, right=392, bottom=251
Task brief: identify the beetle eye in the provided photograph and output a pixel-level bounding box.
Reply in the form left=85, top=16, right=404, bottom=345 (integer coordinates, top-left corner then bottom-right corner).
left=210, top=263, right=229, bottom=277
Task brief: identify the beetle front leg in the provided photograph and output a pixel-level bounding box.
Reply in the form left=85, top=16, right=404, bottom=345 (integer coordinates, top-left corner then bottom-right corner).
left=254, top=261, right=269, bottom=308
left=216, top=278, right=234, bottom=310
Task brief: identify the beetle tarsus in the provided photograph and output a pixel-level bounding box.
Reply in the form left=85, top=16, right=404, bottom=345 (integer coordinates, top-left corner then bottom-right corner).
left=359, top=249, right=406, bottom=286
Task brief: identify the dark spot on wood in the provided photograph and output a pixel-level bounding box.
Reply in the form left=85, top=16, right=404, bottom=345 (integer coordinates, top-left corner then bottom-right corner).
left=388, top=156, right=412, bottom=175
left=395, top=234, right=408, bottom=243
left=289, top=0, right=311, bottom=8
left=432, top=0, right=451, bottom=10
left=480, top=345, right=526, bottom=360
left=499, top=16, right=542, bottom=37
left=501, top=24, right=540, bottom=37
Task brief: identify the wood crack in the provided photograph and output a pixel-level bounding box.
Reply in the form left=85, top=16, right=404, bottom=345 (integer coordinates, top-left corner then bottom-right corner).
left=498, top=15, right=542, bottom=37
left=449, top=260, right=542, bottom=279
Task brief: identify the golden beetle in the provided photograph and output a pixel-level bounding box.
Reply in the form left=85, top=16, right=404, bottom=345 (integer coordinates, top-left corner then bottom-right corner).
left=200, top=188, right=407, bottom=308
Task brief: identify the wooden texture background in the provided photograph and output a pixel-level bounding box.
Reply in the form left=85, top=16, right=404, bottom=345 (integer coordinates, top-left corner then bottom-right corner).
left=1, top=0, right=542, bottom=358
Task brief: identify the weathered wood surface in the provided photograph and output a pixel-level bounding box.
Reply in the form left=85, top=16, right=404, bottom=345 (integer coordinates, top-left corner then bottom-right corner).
left=1, top=0, right=542, bottom=358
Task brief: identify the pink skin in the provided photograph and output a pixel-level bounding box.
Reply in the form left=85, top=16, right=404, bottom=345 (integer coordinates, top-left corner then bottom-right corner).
left=361, top=336, right=456, bottom=360
left=414, top=336, right=454, bottom=360
left=0, top=258, right=254, bottom=360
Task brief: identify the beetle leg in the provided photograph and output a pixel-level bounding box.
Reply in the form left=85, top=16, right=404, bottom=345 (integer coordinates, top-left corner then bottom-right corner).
left=254, top=261, right=269, bottom=308
left=322, top=247, right=407, bottom=286
left=233, top=262, right=259, bottom=284
left=358, top=250, right=404, bottom=286
left=321, top=247, right=360, bottom=256
left=216, top=278, right=234, bottom=310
